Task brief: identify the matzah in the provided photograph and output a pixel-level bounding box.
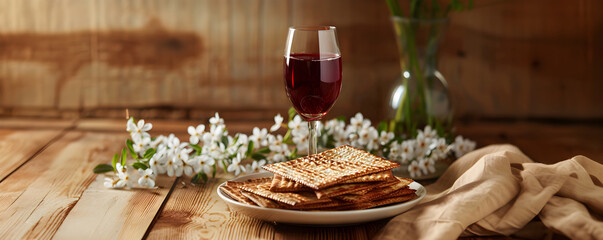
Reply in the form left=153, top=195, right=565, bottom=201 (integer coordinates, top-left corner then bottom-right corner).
left=219, top=184, right=257, bottom=205
left=241, top=190, right=282, bottom=208
left=262, top=145, right=400, bottom=190
left=269, top=175, right=313, bottom=192
left=335, top=178, right=414, bottom=203
left=241, top=181, right=331, bottom=206
left=340, top=170, right=394, bottom=184
left=314, top=177, right=399, bottom=199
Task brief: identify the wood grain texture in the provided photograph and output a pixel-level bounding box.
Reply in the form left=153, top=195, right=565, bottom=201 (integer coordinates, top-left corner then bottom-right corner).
left=146, top=175, right=276, bottom=240
left=0, top=118, right=75, bottom=129
left=0, top=131, right=125, bottom=239
left=0, top=129, right=63, bottom=182
left=52, top=174, right=176, bottom=239
left=0, top=119, right=600, bottom=239
left=2, top=0, right=599, bottom=121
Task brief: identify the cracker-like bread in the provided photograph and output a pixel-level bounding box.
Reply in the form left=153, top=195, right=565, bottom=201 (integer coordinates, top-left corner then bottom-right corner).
left=314, top=178, right=399, bottom=199
left=335, top=177, right=414, bottom=203
left=262, top=145, right=400, bottom=190
left=241, top=182, right=331, bottom=206
left=219, top=184, right=257, bottom=205
left=269, top=175, right=313, bottom=192
left=341, top=170, right=394, bottom=184
left=241, top=190, right=282, bottom=208
left=282, top=199, right=353, bottom=210
left=325, top=194, right=417, bottom=211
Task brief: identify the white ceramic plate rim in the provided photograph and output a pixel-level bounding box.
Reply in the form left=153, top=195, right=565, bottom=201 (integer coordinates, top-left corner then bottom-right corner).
left=216, top=172, right=426, bottom=225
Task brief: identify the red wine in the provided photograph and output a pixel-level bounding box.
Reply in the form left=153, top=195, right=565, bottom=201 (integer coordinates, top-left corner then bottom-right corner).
left=284, top=53, right=342, bottom=121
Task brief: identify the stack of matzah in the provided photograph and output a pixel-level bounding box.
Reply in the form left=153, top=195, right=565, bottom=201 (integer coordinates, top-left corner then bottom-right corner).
left=219, top=145, right=418, bottom=211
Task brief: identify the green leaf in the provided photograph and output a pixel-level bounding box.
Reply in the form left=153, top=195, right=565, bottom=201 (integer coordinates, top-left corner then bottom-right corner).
left=143, top=148, right=156, bottom=159
left=251, top=153, right=266, bottom=161
left=256, top=147, right=270, bottom=154
left=212, top=164, right=217, bottom=178
left=111, top=153, right=119, bottom=171
left=288, top=107, right=297, bottom=122
left=246, top=141, right=254, bottom=156
left=222, top=160, right=229, bottom=173
left=192, top=172, right=208, bottom=184
left=385, top=0, right=403, bottom=17
left=336, top=116, right=346, bottom=122
left=132, top=162, right=148, bottom=170
left=189, top=144, right=202, bottom=156
left=93, top=164, right=114, bottom=173
left=126, top=139, right=138, bottom=160
left=120, top=147, right=127, bottom=166
left=468, top=0, right=474, bottom=10
left=378, top=121, right=388, bottom=133
left=221, top=136, right=229, bottom=147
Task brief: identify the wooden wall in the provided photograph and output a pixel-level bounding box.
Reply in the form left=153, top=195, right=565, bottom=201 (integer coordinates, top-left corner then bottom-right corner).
left=0, top=0, right=601, bottom=122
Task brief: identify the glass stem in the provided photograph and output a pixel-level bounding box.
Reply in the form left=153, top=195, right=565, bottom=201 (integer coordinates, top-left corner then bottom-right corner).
left=308, top=120, right=319, bottom=155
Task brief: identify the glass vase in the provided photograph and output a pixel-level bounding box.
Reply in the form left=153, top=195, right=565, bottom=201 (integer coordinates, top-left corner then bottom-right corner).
left=387, top=17, right=453, bottom=179
left=387, top=17, right=452, bottom=138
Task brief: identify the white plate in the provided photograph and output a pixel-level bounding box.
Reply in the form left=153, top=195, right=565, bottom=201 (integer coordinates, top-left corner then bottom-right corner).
left=216, top=172, right=426, bottom=226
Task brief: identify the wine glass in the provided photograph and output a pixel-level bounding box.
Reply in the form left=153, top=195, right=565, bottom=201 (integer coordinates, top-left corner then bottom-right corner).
left=283, top=26, right=342, bottom=155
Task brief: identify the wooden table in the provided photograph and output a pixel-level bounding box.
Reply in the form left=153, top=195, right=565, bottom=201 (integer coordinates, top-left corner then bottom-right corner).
left=0, top=118, right=601, bottom=239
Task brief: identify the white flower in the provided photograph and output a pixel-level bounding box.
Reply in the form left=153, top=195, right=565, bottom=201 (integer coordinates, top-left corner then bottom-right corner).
left=288, top=115, right=306, bottom=136
left=250, top=127, right=269, bottom=147
left=126, top=118, right=153, bottom=140
left=188, top=124, right=206, bottom=145
left=149, top=155, right=166, bottom=175
left=227, top=154, right=246, bottom=176
left=326, top=119, right=345, bottom=135
left=209, top=112, right=224, bottom=126
left=379, top=131, right=395, bottom=145
left=166, top=134, right=186, bottom=150
left=429, top=138, right=449, bottom=160
left=246, top=159, right=266, bottom=173
left=132, top=135, right=151, bottom=154
left=415, top=132, right=432, bottom=157
left=420, top=125, right=438, bottom=139
left=292, top=132, right=309, bottom=152
left=366, top=133, right=381, bottom=152
left=165, top=153, right=183, bottom=177
left=268, top=135, right=287, bottom=153
left=182, top=157, right=200, bottom=177
left=104, top=177, right=122, bottom=188
left=452, top=136, right=476, bottom=158
left=333, top=129, right=348, bottom=147
left=388, top=142, right=401, bottom=160
left=149, top=135, right=166, bottom=149
left=408, top=160, right=422, bottom=178
left=349, top=113, right=371, bottom=132
left=197, top=155, right=215, bottom=175
left=400, top=140, right=415, bottom=163
left=116, top=163, right=135, bottom=188
left=270, top=114, right=284, bottom=132
left=202, top=125, right=225, bottom=144
left=137, top=169, right=156, bottom=187
left=419, top=158, right=436, bottom=175
left=358, top=127, right=378, bottom=146
left=270, top=151, right=287, bottom=163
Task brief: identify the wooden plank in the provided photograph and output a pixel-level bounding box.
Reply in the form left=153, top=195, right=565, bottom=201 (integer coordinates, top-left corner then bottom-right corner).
left=75, top=118, right=273, bottom=136
left=456, top=121, right=603, bottom=164
left=53, top=174, right=176, bottom=239
left=0, top=129, right=64, bottom=182
left=145, top=175, right=276, bottom=240
left=0, top=131, right=133, bottom=239
left=0, top=118, right=75, bottom=129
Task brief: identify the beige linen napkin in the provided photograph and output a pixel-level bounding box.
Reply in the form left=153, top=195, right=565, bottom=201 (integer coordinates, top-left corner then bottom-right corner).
left=375, top=144, right=603, bottom=240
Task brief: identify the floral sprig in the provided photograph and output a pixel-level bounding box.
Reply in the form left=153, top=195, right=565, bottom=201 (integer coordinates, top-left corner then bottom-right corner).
left=93, top=109, right=476, bottom=188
